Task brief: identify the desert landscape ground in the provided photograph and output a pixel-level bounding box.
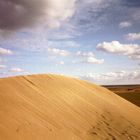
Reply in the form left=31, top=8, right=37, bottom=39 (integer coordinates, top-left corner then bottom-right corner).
left=104, top=85, right=140, bottom=107
left=0, top=74, right=140, bottom=140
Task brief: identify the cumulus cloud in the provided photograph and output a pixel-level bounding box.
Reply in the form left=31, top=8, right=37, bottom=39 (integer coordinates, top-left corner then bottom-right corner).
left=80, top=70, right=140, bottom=85
left=125, top=32, right=140, bottom=41
left=86, top=57, right=104, bottom=64
left=10, top=68, right=24, bottom=72
left=0, top=47, right=13, bottom=55
left=119, top=21, right=132, bottom=28
left=0, top=0, right=76, bottom=34
left=76, top=51, right=104, bottom=64
left=47, top=48, right=70, bottom=56
left=97, top=41, right=140, bottom=60
left=0, top=65, right=6, bottom=69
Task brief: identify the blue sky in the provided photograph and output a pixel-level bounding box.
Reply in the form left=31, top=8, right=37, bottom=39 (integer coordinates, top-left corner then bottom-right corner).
left=0, top=0, right=140, bottom=85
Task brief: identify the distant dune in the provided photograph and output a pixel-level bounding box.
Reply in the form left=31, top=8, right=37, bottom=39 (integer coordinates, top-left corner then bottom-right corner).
left=0, top=74, right=140, bottom=140
left=104, top=85, right=140, bottom=107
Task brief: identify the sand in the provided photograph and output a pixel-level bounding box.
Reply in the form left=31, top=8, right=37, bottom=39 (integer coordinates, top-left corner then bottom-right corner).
left=0, top=74, right=140, bottom=140
left=104, top=85, right=140, bottom=107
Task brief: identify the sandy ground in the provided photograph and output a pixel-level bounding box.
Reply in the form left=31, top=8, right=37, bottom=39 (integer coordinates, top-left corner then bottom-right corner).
left=104, top=85, right=140, bottom=107
left=0, top=74, right=140, bottom=140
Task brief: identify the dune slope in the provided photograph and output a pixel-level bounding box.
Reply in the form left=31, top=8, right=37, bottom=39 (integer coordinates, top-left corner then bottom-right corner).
left=0, top=74, right=140, bottom=140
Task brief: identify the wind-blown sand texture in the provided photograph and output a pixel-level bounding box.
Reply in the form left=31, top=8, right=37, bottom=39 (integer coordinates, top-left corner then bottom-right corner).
left=0, top=74, right=140, bottom=140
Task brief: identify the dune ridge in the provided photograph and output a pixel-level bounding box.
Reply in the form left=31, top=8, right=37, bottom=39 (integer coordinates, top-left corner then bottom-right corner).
left=0, top=74, right=140, bottom=140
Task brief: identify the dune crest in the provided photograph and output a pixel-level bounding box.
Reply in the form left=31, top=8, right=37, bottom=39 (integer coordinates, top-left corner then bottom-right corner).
left=0, top=74, right=140, bottom=140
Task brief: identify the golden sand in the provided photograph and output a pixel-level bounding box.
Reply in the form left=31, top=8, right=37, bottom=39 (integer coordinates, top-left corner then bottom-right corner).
left=0, top=74, right=140, bottom=140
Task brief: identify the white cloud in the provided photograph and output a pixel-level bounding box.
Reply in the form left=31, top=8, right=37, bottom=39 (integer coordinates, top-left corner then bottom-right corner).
left=80, top=70, right=140, bottom=85
left=0, top=47, right=13, bottom=55
left=47, top=48, right=70, bottom=56
left=44, top=0, right=76, bottom=29
left=86, top=57, right=104, bottom=64
left=76, top=51, right=104, bottom=64
left=76, top=51, right=95, bottom=57
left=10, top=68, right=24, bottom=72
left=0, top=65, right=6, bottom=69
left=97, top=41, right=140, bottom=60
left=119, top=21, right=132, bottom=28
left=5, top=35, right=80, bottom=55
left=125, top=33, right=140, bottom=41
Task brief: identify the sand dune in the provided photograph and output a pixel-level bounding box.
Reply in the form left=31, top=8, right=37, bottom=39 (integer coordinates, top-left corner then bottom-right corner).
left=0, top=74, right=140, bottom=140
left=104, top=85, right=140, bottom=107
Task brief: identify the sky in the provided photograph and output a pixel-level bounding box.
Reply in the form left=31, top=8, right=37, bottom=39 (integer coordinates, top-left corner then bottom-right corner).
left=0, top=0, right=140, bottom=85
